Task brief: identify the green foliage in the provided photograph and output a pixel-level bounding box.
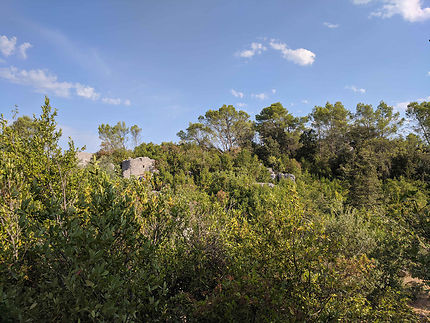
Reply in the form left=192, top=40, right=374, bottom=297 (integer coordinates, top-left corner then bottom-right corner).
left=407, top=101, right=430, bottom=145
left=178, top=105, right=254, bottom=151
left=1, top=97, right=429, bottom=321
left=255, top=102, right=306, bottom=161
left=98, top=121, right=142, bottom=152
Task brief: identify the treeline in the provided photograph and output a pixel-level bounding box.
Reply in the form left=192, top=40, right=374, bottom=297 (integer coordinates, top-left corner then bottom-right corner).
left=0, top=97, right=429, bottom=321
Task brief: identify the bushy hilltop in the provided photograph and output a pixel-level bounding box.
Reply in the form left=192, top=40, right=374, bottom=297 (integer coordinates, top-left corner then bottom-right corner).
left=1, top=97, right=430, bottom=321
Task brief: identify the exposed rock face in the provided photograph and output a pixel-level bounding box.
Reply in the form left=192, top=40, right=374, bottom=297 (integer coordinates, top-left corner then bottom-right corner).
left=267, top=167, right=277, bottom=180
left=76, top=152, right=94, bottom=167
left=121, top=157, right=157, bottom=178
left=266, top=167, right=295, bottom=182
left=277, top=173, right=295, bottom=182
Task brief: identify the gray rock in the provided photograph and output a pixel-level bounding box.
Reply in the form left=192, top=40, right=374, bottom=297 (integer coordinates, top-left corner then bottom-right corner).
left=105, top=162, right=115, bottom=173
left=267, top=167, right=277, bottom=180
left=76, top=152, right=94, bottom=167
left=277, top=173, right=295, bottom=182
left=121, top=157, right=157, bottom=178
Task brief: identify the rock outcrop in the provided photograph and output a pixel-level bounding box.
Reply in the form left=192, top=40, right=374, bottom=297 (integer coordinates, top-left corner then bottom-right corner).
left=76, top=152, right=94, bottom=167
left=267, top=167, right=277, bottom=180
left=277, top=173, right=295, bottom=182
left=266, top=168, right=295, bottom=182
left=121, top=157, right=157, bottom=178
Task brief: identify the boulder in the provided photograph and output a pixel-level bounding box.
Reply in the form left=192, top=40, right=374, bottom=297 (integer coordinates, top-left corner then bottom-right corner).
left=277, top=173, right=296, bottom=182
left=76, top=152, right=94, bottom=167
left=121, top=157, right=157, bottom=178
left=267, top=167, right=277, bottom=180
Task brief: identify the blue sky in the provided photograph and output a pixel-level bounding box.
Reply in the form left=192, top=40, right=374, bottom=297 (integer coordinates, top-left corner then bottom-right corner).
left=0, top=0, right=429, bottom=152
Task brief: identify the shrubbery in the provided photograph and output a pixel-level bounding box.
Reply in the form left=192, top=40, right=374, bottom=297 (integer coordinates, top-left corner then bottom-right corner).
left=1, top=98, right=429, bottom=321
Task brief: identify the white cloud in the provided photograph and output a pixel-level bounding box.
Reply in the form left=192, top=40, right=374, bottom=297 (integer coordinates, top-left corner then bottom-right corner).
left=345, top=85, right=366, bottom=93
left=394, top=101, right=410, bottom=111
left=102, top=97, right=129, bottom=105
left=18, top=42, right=32, bottom=59
left=0, top=35, right=32, bottom=59
left=302, top=99, right=309, bottom=104
left=252, top=93, right=268, bottom=100
left=269, top=40, right=316, bottom=66
left=354, top=0, right=430, bottom=22
left=393, top=97, right=430, bottom=113
left=323, top=22, right=340, bottom=28
left=75, top=83, right=100, bottom=100
left=271, top=89, right=276, bottom=94
left=236, top=102, right=247, bottom=108
left=102, top=97, right=121, bottom=105
left=0, top=36, right=17, bottom=57
left=0, top=66, right=74, bottom=97
left=231, top=89, right=244, bottom=98
left=236, top=42, right=267, bottom=58
left=427, top=71, right=430, bottom=76
left=0, top=65, right=127, bottom=103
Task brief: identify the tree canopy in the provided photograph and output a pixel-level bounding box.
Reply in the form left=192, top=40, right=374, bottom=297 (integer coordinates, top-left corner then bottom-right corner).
left=177, top=104, right=254, bottom=151
left=1, top=97, right=430, bottom=321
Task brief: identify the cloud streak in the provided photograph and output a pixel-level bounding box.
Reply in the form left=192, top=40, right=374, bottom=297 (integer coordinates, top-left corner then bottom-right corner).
left=18, top=42, right=32, bottom=59
left=236, top=42, right=267, bottom=58
left=0, top=65, right=130, bottom=104
left=102, top=97, right=131, bottom=106
left=353, top=0, right=430, bottom=22
left=231, top=89, right=244, bottom=98
left=236, top=39, right=316, bottom=66
left=0, top=35, right=32, bottom=59
left=323, top=22, right=340, bottom=28
left=252, top=93, right=268, bottom=100
left=345, top=85, right=366, bottom=93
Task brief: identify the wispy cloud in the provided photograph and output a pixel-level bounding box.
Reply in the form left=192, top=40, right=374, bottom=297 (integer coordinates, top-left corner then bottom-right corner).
left=75, top=83, right=100, bottom=100
left=302, top=99, right=309, bottom=104
left=252, top=93, right=268, bottom=100
left=0, top=65, right=128, bottom=104
left=236, top=39, right=316, bottom=66
left=0, top=66, right=74, bottom=97
left=394, top=101, right=410, bottom=111
left=269, top=39, right=316, bottom=66
left=353, top=0, right=430, bottom=22
left=0, top=36, right=17, bottom=57
left=323, top=22, right=340, bottom=28
left=231, top=89, right=244, bottom=98
left=18, top=42, right=32, bottom=59
left=236, top=102, right=247, bottom=108
left=102, top=97, right=131, bottom=106
left=236, top=42, right=267, bottom=58
left=0, top=35, right=32, bottom=59
left=102, top=97, right=121, bottom=105
left=395, top=96, right=430, bottom=111
left=271, top=89, right=276, bottom=94
left=345, top=85, right=366, bottom=93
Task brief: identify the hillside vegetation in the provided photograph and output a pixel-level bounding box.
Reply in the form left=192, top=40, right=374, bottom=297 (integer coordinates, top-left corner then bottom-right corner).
left=1, top=97, right=430, bottom=321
